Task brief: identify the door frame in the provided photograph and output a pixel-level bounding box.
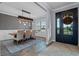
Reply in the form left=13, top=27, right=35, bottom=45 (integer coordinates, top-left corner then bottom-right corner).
left=55, top=8, right=78, bottom=45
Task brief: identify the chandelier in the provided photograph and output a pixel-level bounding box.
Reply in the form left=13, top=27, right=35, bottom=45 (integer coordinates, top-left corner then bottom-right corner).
left=17, top=9, right=33, bottom=25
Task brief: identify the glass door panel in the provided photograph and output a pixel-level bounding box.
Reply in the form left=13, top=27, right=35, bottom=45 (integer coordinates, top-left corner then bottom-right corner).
left=57, top=18, right=60, bottom=34
left=63, top=22, right=73, bottom=35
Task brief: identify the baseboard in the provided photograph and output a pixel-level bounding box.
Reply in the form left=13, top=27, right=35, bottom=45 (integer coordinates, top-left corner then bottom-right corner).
left=0, top=39, right=12, bottom=42
left=46, top=40, right=54, bottom=46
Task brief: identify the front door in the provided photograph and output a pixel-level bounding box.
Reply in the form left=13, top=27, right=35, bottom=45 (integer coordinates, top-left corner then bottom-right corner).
left=56, top=8, right=78, bottom=45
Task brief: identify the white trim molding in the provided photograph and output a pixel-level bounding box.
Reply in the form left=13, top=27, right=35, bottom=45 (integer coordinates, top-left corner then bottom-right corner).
left=53, top=3, right=79, bottom=12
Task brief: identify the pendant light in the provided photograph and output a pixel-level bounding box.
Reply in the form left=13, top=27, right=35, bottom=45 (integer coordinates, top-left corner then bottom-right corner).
left=17, top=9, right=33, bottom=24
left=17, top=9, right=33, bottom=30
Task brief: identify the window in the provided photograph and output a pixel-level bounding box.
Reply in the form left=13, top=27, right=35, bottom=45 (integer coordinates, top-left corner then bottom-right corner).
left=34, top=18, right=47, bottom=32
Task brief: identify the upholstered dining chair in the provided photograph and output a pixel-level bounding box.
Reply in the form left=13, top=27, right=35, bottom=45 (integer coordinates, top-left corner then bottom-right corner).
left=14, top=30, right=24, bottom=44
left=31, top=30, right=36, bottom=39
left=25, top=30, right=31, bottom=40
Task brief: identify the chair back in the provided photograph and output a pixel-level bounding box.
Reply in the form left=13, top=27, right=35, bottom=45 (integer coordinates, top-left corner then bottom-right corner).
left=17, top=30, right=24, bottom=40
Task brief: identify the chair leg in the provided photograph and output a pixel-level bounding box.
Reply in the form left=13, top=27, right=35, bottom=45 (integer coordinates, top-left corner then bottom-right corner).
left=16, top=41, right=18, bottom=44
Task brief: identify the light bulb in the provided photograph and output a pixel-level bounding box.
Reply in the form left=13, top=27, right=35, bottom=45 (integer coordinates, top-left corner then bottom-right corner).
left=23, top=22, right=25, bottom=24
left=19, top=21, right=21, bottom=24
left=24, top=23, right=26, bottom=26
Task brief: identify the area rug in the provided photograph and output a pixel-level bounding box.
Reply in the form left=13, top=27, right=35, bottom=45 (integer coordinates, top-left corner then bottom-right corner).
left=2, top=39, right=36, bottom=54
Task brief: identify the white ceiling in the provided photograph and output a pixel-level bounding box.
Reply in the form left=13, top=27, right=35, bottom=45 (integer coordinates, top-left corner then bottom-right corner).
left=47, top=2, right=77, bottom=9
left=0, top=2, right=78, bottom=19
left=1, top=2, right=47, bottom=18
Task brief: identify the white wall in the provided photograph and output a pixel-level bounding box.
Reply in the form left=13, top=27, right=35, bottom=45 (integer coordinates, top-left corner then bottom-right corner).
left=51, top=3, right=79, bottom=46
left=50, top=10, right=55, bottom=42
left=0, top=30, right=17, bottom=41
left=46, top=10, right=52, bottom=44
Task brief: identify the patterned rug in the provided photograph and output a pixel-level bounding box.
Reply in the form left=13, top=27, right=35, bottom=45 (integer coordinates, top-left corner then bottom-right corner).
left=2, top=39, right=37, bottom=54
left=2, top=37, right=46, bottom=54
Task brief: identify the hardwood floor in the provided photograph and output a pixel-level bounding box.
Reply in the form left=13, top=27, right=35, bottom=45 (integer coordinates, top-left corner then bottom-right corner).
left=0, top=39, right=79, bottom=56
left=39, top=42, right=79, bottom=56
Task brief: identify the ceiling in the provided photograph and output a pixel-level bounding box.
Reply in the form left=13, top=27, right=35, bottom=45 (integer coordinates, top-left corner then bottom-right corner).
left=1, top=2, right=47, bottom=18
left=0, top=2, right=78, bottom=19
left=47, top=2, right=77, bottom=9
